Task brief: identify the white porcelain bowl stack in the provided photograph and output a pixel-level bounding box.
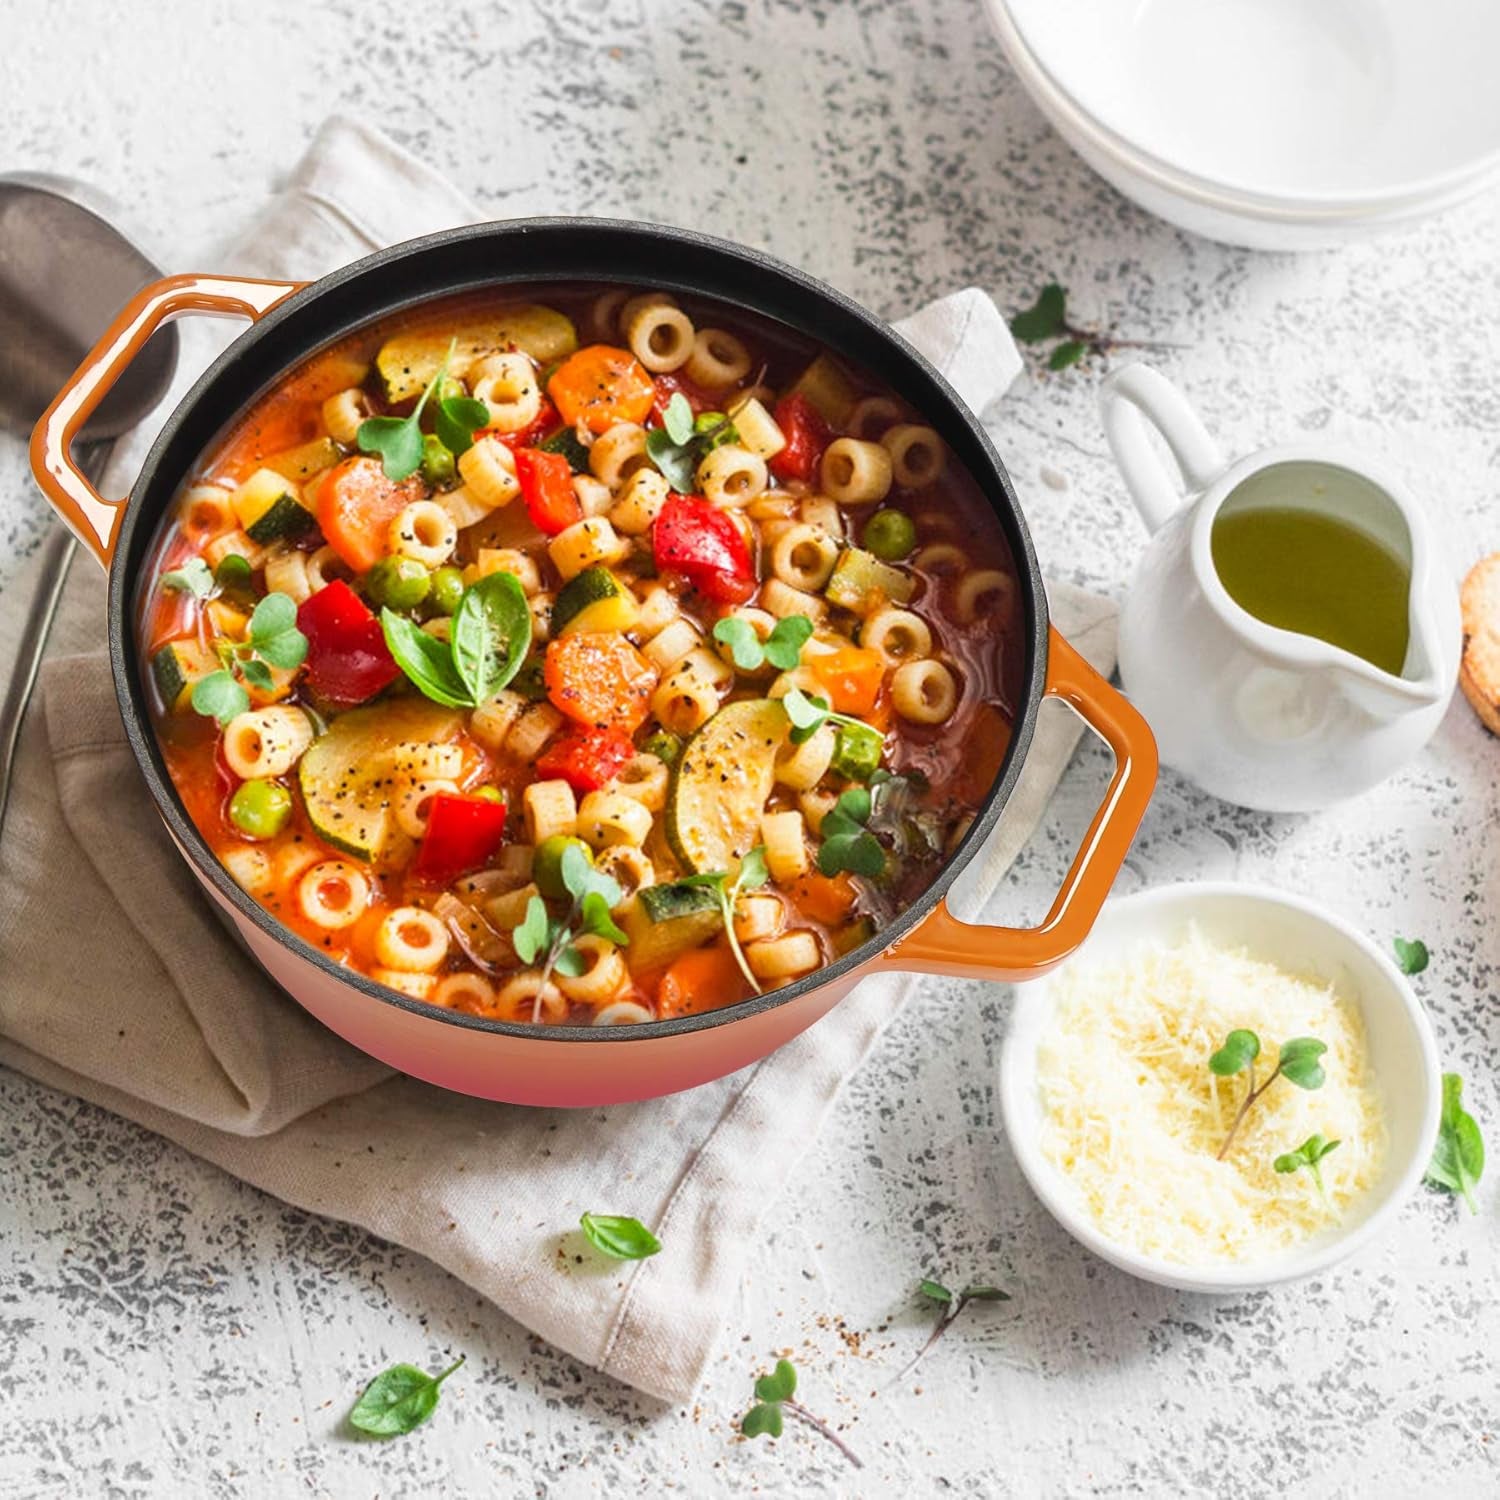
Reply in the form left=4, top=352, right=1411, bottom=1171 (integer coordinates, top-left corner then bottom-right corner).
left=980, top=0, right=1500, bottom=249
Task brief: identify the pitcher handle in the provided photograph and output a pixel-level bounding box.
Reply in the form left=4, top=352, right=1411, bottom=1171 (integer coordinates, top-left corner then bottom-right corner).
left=30, top=273, right=304, bottom=570
left=1101, top=364, right=1227, bottom=533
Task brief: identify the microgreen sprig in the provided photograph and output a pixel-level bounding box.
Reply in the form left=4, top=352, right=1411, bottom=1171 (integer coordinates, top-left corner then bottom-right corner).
left=893, top=1276, right=1011, bottom=1382
left=189, top=592, right=309, bottom=726
left=713, top=613, right=813, bottom=673
left=579, top=1212, right=661, bottom=1260
left=1273, top=1133, right=1341, bottom=1200
left=1426, top=1071, right=1485, bottom=1213
left=1010, top=282, right=1184, bottom=372
left=816, top=786, right=885, bottom=879
left=680, top=845, right=770, bottom=992
left=740, top=1358, right=862, bottom=1469
left=646, top=392, right=737, bottom=493
left=511, top=842, right=629, bottom=1019
left=359, top=339, right=477, bottom=480
left=781, top=686, right=876, bottom=747
left=348, top=1355, right=464, bottom=1439
left=1208, top=1030, right=1328, bottom=1160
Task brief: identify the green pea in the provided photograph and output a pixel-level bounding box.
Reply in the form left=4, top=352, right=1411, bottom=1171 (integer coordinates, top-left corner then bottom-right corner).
left=367, top=555, right=431, bottom=610
left=863, top=508, right=917, bottom=562
left=643, top=729, right=683, bottom=766
left=434, top=375, right=467, bottom=406
left=472, top=785, right=504, bottom=805
left=533, top=834, right=592, bottom=900
left=422, top=432, right=456, bottom=486
left=428, top=565, right=465, bottom=616
left=229, top=778, right=292, bottom=840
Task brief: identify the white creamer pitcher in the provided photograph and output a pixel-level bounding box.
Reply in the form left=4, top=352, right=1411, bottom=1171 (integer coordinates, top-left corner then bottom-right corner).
left=1101, top=364, right=1460, bottom=813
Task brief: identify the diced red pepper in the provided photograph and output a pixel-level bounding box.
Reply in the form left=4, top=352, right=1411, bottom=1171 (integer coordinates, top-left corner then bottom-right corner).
left=651, top=495, right=755, bottom=605
left=493, top=395, right=560, bottom=451
left=296, top=579, right=400, bottom=706
left=768, top=393, right=831, bottom=483
left=650, top=372, right=710, bottom=423
left=414, top=792, right=508, bottom=883
left=536, top=726, right=636, bottom=793
left=513, top=446, right=583, bottom=536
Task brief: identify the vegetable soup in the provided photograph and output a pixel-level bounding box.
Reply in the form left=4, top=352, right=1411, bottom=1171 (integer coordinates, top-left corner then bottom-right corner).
left=141, top=284, right=1022, bottom=1026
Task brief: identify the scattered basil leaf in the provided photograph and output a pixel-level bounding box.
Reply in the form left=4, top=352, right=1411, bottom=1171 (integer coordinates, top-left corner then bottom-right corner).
left=190, top=669, right=250, bottom=727
left=381, top=609, right=473, bottom=708
left=1276, top=1037, right=1328, bottom=1091
left=1209, top=1029, right=1260, bottom=1077
left=434, top=394, right=491, bottom=458
left=1048, top=340, right=1087, bottom=371
left=645, top=426, right=698, bottom=494
left=580, top=1212, right=662, bottom=1260
left=1427, top=1071, right=1484, bottom=1213
left=451, top=571, right=532, bottom=705
left=348, top=1356, right=463, bottom=1439
left=742, top=1402, right=784, bottom=1439
left=754, top=1358, right=797, bottom=1403
left=662, top=391, right=695, bottom=446
left=161, top=557, right=216, bottom=598
left=1393, top=937, right=1429, bottom=975
left=1010, top=283, right=1067, bottom=343
left=512, top=895, right=551, bottom=966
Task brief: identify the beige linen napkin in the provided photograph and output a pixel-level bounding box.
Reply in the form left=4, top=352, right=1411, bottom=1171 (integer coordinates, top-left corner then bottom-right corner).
left=0, top=117, right=1116, bottom=1403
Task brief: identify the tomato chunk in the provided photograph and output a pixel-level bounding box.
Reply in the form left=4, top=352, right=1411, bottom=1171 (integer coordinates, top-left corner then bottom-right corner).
left=492, top=395, right=560, bottom=450
left=547, top=345, right=655, bottom=434
left=296, top=580, right=400, bottom=706
left=513, top=447, right=583, bottom=536
left=768, top=394, right=831, bottom=483
left=544, top=632, right=658, bottom=731
left=651, top=495, right=755, bottom=605
left=807, top=644, right=885, bottom=716
left=650, top=372, right=710, bottom=422
left=535, top=726, right=636, bottom=793
left=414, top=792, right=507, bottom=883
left=316, top=455, right=427, bottom=573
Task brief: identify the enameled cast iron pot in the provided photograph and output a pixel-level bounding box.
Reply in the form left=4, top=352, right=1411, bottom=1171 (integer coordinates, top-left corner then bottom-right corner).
left=32, top=219, right=1158, bottom=1107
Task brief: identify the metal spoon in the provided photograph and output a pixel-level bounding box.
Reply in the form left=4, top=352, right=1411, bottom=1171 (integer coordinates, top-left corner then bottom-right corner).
left=0, top=174, right=178, bottom=834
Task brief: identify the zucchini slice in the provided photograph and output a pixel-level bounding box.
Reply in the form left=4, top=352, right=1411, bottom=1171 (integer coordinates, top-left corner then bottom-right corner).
left=552, top=567, right=639, bottom=636
left=299, top=700, right=463, bottom=862
left=665, top=698, right=789, bottom=874
left=538, top=426, right=591, bottom=474
left=618, top=882, right=723, bottom=970
left=376, top=306, right=579, bottom=405
left=231, top=467, right=317, bottom=545
left=786, top=353, right=858, bottom=427
left=826, top=546, right=915, bottom=614
left=151, top=638, right=220, bottom=711
left=266, top=436, right=341, bottom=483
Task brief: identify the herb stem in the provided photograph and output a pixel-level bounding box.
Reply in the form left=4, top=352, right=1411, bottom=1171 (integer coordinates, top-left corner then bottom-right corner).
left=723, top=890, right=762, bottom=995
left=1216, top=1064, right=1282, bottom=1161
left=782, top=1399, right=863, bottom=1469
left=433, top=1356, right=465, bottom=1384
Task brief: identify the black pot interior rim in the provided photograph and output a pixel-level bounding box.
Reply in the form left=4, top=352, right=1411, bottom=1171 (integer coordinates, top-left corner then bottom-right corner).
left=108, top=216, right=1050, bottom=1045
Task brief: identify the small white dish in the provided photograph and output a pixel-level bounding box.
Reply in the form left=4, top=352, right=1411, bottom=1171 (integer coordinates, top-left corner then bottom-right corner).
left=999, top=882, right=1442, bottom=1293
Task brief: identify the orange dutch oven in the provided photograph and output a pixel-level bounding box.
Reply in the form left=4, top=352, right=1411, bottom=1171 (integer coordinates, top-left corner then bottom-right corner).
left=31, top=220, right=1157, bottom=1107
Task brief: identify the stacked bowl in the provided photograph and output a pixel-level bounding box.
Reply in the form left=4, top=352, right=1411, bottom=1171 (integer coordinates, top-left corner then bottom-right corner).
left=980, top=0, right=1500, bottom=250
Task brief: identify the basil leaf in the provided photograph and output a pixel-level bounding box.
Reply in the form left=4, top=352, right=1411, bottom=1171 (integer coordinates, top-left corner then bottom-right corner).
left=918, top=1278, right=953, bottom=1305
left=451, top=571, right=532, bottom=704
left=434, top=395, right=491, bottom=458
left=380, top=608, right=473, bottom=707
left=348, top=1356, right=463, bottom=1438
left=662, top=391, right=695, bottom=446
left=1048, top=340, right=1087, bottom=371
left=580, top=1212, right=661, bottom=1260
left=161, top=557, right=216, bottom=597
left=754, top=1358, right=796, bottom=1402
left=1427, top=1071, right=1484, bottom=1212
left=190, top=669, right=249, bottom=726
left=511, top=895, right=550, bottom=964
left=742, top=1402, right=784, bottom=1439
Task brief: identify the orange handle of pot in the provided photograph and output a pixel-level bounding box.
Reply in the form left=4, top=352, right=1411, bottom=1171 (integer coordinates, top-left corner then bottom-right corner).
left=30, top=272, right=305, bottom=570
left=879, top=627, right=1156, bottom=983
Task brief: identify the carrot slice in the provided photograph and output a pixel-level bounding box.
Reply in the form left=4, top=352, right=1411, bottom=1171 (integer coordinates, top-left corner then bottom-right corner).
left=657, top=943, right=752, bottom=1018
left=547, top=345, right=655, bottom=434
left=807, top=644, right=885, bottom=717
left=544, top=632, right=658, bottom=731
left=786, top=871, right=857, bottom=925
left=316, top=456, right=426, bottom=573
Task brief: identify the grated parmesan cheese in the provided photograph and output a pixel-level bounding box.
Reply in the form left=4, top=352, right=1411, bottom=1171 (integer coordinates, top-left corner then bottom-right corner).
left=1036, top=926, right=1386, bottom=1264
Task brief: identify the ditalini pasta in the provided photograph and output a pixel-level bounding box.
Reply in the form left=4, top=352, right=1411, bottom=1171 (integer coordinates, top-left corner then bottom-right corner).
left=143, top=283, right=1022, bottom=1025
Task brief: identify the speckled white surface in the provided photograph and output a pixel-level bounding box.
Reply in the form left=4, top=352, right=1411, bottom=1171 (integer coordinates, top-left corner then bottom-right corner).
left=4, top=2, right=1500, bottom=1496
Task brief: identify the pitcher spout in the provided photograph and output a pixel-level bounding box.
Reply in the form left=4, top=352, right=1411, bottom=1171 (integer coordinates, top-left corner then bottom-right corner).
left=1332, top=600, right=1450, bottom=720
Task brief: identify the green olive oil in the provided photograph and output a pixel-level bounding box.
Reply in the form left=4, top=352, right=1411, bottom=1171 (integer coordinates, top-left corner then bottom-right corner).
left=1210, top=506, right=1410, bottom=675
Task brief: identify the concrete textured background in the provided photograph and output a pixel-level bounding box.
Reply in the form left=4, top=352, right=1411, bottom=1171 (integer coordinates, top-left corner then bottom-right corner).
left=3, top=1, right=1500, bottom=1495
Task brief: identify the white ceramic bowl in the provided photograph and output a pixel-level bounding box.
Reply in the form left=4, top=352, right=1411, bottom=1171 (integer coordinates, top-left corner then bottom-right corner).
left=979, top=0, right=1500, bottom=249
left=1000, top=882, right=1442, bottom=1292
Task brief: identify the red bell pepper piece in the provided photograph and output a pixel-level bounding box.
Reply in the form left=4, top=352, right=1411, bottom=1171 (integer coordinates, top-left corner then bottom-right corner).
left=296, top=579, right=400, bottom=706
left=535, top=726, right=636, bottom=793
left=414, top=792, right=507, bottom=883
left=494, top=395, right=561, bottom=450
left=513, top=446, right=583, bottom=536
left=768, top=393, right=831, bottom=483
left=651, top=495, right=755, bottom=605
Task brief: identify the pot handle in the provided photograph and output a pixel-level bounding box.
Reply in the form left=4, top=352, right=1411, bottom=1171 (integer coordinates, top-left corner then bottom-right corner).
left=30, top=272, right=305, bottom=570
left=877, top=627, right=1156, bottom=983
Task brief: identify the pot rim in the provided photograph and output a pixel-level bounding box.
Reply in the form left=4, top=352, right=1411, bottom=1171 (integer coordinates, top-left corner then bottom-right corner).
left=107, top=216, right=1050, bottom=1043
